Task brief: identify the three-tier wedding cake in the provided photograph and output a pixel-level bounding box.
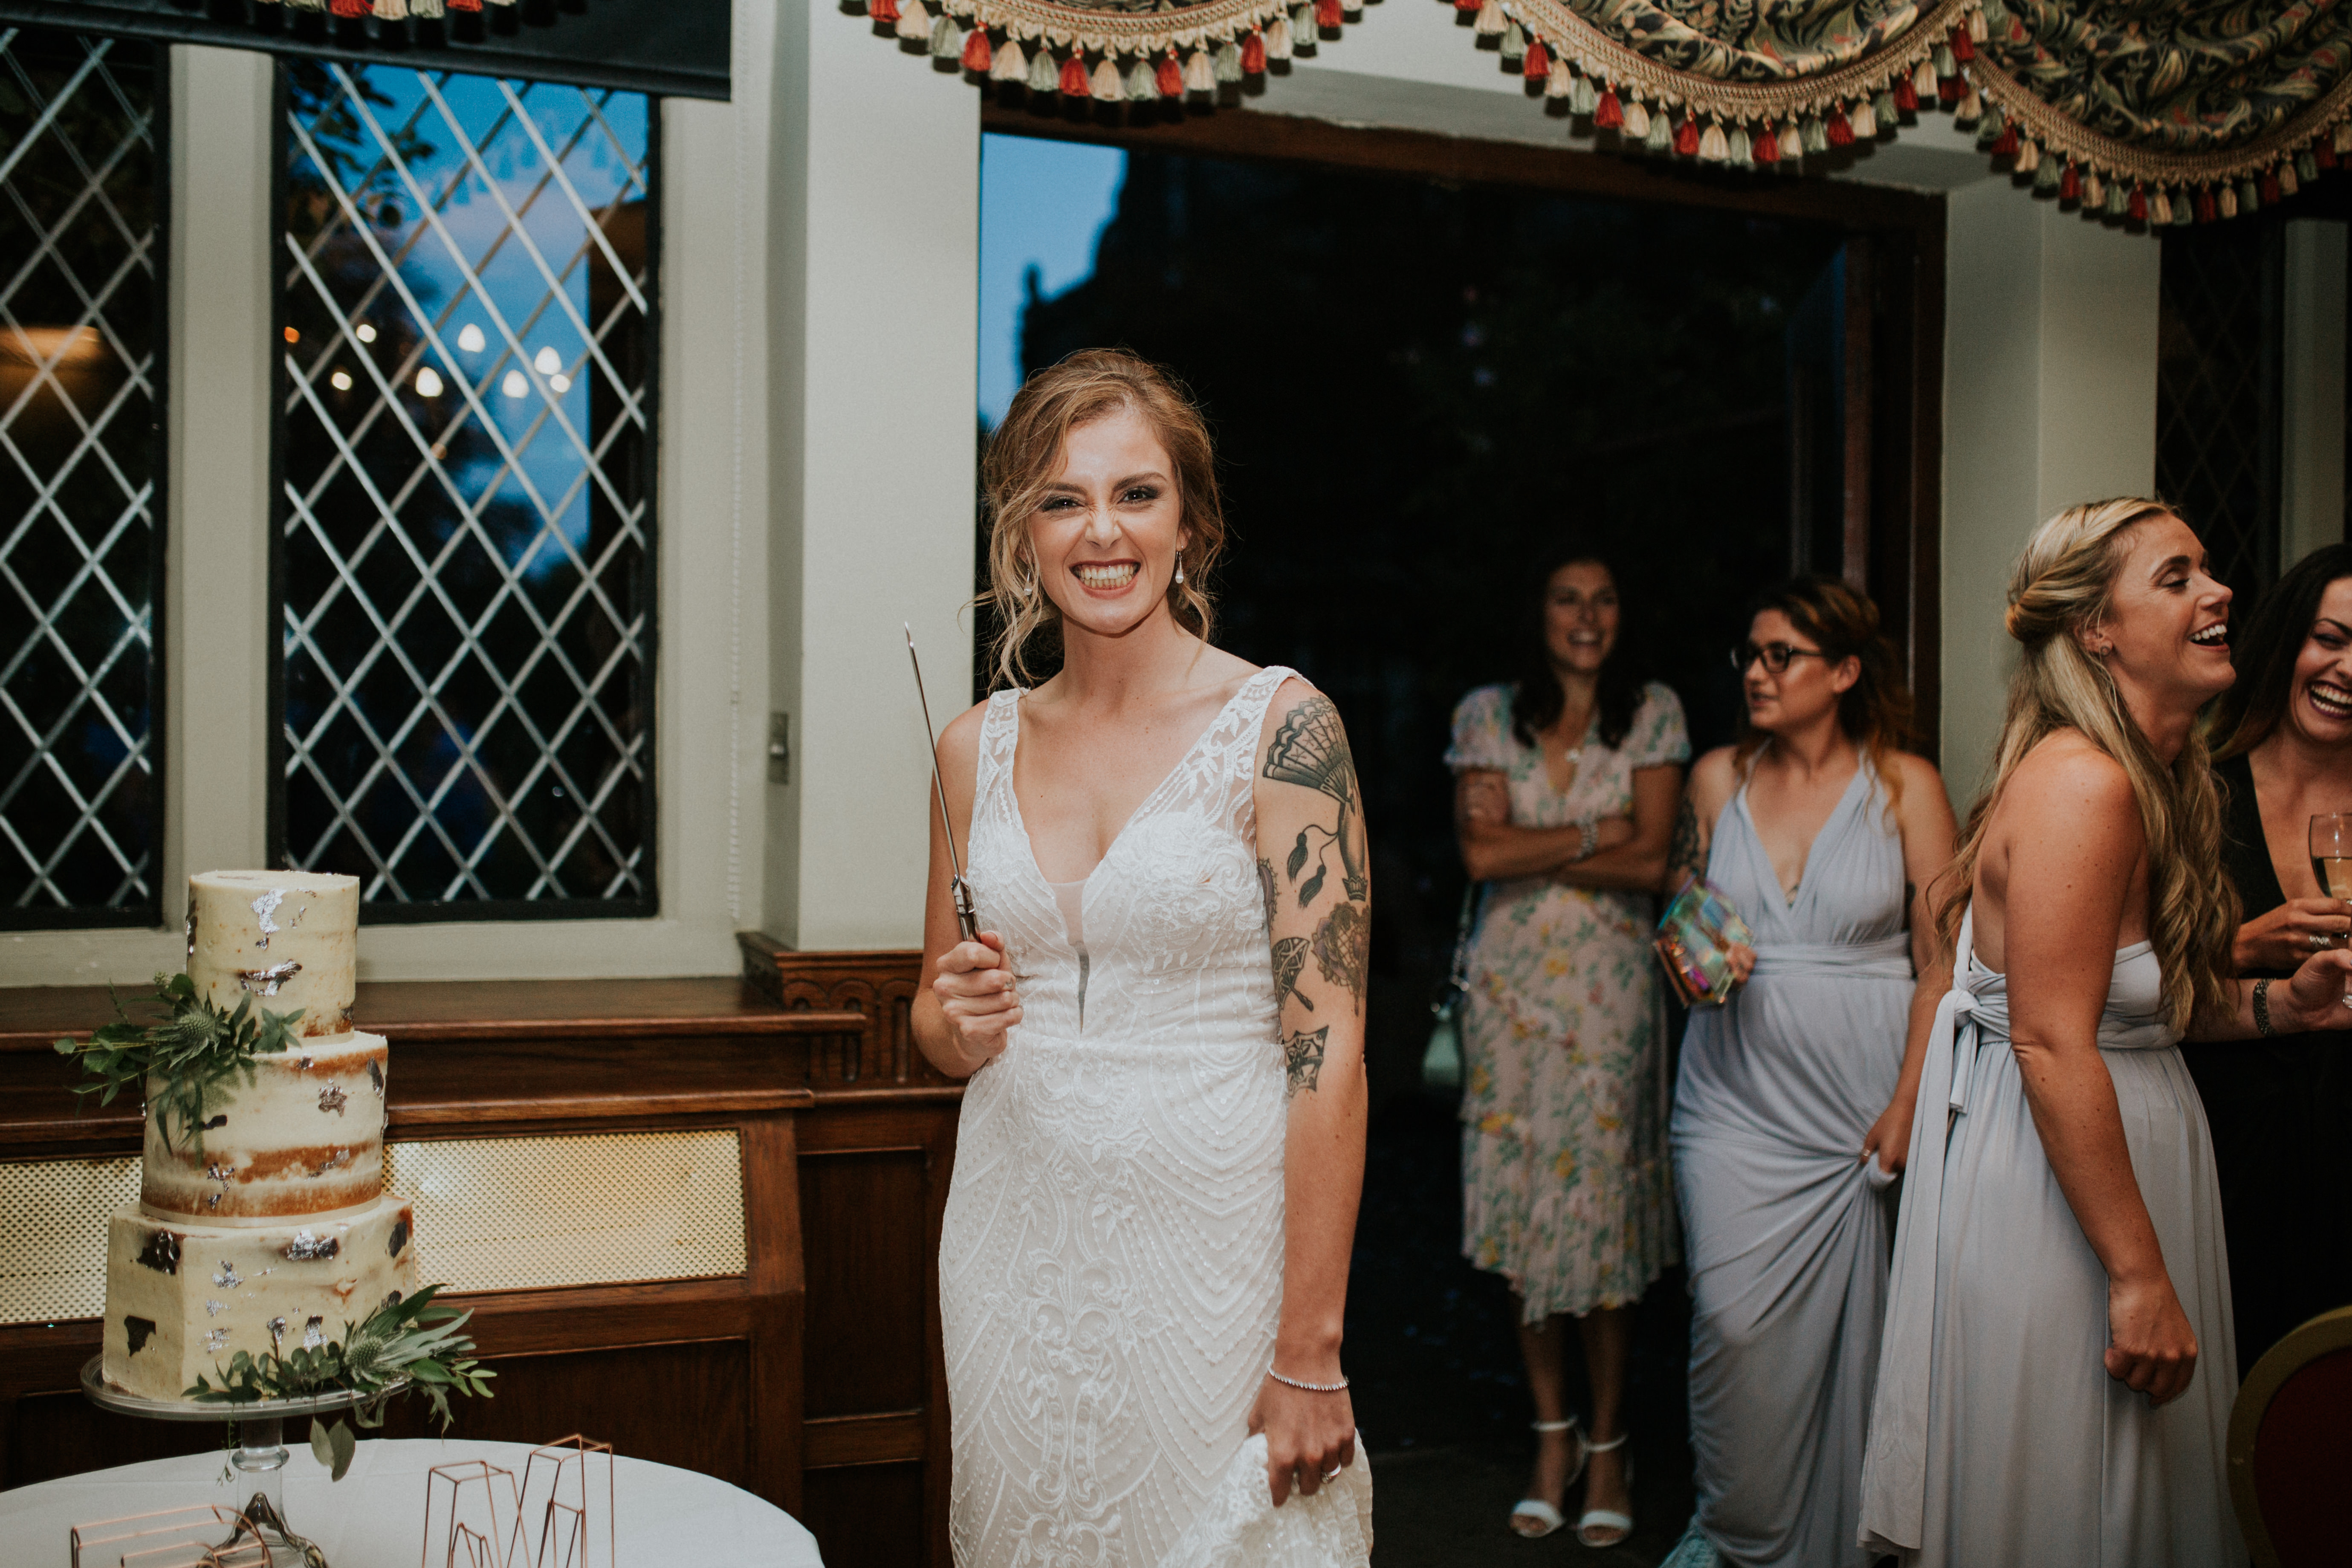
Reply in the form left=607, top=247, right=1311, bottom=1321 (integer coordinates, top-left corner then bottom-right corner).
left=99, top=871, right=417, bottom=1400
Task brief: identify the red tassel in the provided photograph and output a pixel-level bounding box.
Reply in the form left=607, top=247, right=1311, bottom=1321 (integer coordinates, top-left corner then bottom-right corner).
left=1674, top=115, right=1701, bottom=156
left=1893, top=78, right=1918, bottom=113
left=2128, top=183, right=2148, bottom=222
left=1938, top=74, right=1963, bottom=104
left=330, top=0, right=370, bottom=14
left=868, top=0, right=898, bottom=22
left=1826, top=107, right=1854, bottom=147
left=1991, top=123, right=2019, bottom=157
left=446, top=0, right=480, bottom=10
left=1241, top=29, right=1267, bottom=73
left=2262, top=170, right=2283, bottom=205
left=2196, top=186, right=2218, bottom=223
left=1523, top=38, right=1550, bottom=79
left=1753, top=121, right=1781, bottom=164
left=1453, top=0, right=1480, bottom=9
left=961, top=28, right=991, bottom=71
left=1950, top=24, right=1974, bottom=63
left=1594, top=89, right=1624, bottom=130
left=2320, top=141, right=2340, bottom=170
left=1316, top=0, right=1341, bottom=27
left=1059, top=54, right=1089, bottom=95
left=2059, top=162, right=2080, bottom=202
left=1156, top=50, right=1183, bottom=96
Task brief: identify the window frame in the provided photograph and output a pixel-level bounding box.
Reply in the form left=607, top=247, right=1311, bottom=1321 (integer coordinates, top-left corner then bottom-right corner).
left=0, top=26, right=172, bottom=931
left=262, top=58, right=664, bottom=926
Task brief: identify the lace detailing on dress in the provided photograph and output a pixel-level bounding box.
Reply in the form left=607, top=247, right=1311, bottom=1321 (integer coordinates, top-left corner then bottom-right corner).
left=944, top=666, right=1370, bottom=1568
left=1157, top=1436, right=1374, bottom=1568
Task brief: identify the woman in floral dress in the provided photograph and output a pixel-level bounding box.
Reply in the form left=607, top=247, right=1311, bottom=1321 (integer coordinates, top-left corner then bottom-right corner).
left=1450, top=546, right=1688, bottom=1547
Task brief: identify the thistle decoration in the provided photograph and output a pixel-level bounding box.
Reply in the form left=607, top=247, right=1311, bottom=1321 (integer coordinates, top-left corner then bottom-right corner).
left=185, top=1284, right=495, bottom=1481
left=52, top=972, right=302, bottom=1153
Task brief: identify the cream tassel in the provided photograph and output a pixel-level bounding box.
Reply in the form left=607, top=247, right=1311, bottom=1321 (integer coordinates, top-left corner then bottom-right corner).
left=895, top=0, right=929, bottom=43
left=992, top=37, right=1027, bottom=83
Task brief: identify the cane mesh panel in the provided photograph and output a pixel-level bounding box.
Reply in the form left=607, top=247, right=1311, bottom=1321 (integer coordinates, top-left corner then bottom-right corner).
left=383, top=1130, right=746, bottom=1292
left=0, top=1152, right=138, bottom=1324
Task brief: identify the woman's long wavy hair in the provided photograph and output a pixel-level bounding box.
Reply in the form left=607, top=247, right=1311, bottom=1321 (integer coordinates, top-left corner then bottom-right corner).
left=1509, top=541, right=1646, bottom=752
left=2208, top=542, right=2352, bottom=760
left=977, top=349, right=1225, bottom=691
left=1935, top=498, right=2237, bottom=1030
left=1734, top=576, right=1915, bottom=812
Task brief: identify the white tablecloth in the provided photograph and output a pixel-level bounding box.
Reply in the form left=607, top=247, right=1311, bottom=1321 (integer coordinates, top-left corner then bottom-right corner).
left=0, top=1437, right=824, bottom=1567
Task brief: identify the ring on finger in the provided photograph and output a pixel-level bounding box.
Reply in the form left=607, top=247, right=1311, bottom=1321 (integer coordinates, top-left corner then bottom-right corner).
left=2315, top=932, right=2335, bottom=952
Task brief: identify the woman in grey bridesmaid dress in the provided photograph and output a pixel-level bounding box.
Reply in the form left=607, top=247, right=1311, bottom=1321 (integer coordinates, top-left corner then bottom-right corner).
left=1663, top=579, right=1954, bottom=1568
left=1860, top=500, right=2352, bottom=1568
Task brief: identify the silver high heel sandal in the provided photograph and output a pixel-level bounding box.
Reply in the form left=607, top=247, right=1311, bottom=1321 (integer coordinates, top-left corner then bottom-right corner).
left=1577, top=1430, right=1636, bottom=1548
left=1507, top=1418, right=1586, bottom=1539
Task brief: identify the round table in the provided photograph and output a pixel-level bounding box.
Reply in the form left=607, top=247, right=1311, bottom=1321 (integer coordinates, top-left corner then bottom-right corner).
left=0, top=1438, right=824, bottom=1567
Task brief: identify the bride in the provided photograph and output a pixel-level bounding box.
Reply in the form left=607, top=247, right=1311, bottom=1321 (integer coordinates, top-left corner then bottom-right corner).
left=911, top=349, right=1374, bottom=1567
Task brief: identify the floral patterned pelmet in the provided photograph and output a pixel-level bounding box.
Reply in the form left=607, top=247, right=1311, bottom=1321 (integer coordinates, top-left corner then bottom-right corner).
left=860, top=0, right=2352, bottom=223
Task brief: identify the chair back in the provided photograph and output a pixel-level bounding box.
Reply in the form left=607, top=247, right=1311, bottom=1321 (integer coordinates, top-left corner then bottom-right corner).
left=2228, top=1304, right=2352, bottom=1567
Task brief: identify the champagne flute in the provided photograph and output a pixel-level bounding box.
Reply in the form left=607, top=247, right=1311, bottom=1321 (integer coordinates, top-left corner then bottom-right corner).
left=2311, top=814, right=2352, bottom=1013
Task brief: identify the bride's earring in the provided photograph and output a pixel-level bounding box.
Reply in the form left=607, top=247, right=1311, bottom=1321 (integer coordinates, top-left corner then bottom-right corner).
left=1174, top=549, right=1185, bottom=587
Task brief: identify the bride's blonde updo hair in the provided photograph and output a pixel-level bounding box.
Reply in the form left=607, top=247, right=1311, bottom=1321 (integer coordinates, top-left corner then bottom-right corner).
left=1937, top=497, right=2236, bottom=1029
left=978, top=349, right=1225, bottom=691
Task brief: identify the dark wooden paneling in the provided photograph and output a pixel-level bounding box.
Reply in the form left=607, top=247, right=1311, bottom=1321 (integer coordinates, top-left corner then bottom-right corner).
left=800, top=1149, right=930, bottom=1419
left=371, top=1340, right=755, bottom=1488
left=801, top=1459, right=928, bottom=1568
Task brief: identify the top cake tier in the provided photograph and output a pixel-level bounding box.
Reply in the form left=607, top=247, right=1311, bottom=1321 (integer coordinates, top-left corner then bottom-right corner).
left=187, top=871, right=359, bottom=1038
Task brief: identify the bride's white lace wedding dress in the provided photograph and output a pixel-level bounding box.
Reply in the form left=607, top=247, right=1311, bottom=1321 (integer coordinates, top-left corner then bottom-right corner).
left=942, top=665, right=1374, bottom=1568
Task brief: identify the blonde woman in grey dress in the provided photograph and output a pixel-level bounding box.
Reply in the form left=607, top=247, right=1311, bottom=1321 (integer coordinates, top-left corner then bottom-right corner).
left=1860, top=500, right=2352, bottom=1566
left=1663, top=579, right=1954, bottom=1568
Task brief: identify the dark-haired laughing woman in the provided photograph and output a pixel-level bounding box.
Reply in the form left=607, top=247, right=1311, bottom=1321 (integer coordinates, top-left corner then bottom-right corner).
left=1450, top=547, right=1687, bottom=1547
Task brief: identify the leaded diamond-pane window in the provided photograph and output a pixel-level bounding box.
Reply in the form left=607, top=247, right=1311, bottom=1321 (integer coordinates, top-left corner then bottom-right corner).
left=2158, top=220, right=2283, bottom=604
left=0, top=29, right=163, bottom=926
left=276, top=61, right=655, bottom=920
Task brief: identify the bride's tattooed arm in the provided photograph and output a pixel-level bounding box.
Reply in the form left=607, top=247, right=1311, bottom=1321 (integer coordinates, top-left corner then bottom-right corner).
left=1250, top=676, right=1368, bottom=1496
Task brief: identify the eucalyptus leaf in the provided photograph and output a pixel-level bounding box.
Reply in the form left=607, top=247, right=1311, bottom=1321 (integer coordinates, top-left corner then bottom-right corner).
left=54, top=973, right=301, bottom=1154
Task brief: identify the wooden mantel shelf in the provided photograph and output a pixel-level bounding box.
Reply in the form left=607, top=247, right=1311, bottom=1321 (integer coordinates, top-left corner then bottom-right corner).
left=0, top=962, right=952, bottom=1153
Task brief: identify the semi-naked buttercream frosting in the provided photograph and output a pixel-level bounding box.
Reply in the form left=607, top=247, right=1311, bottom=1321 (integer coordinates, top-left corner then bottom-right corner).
left=186, top=870, right=359, bottom=1038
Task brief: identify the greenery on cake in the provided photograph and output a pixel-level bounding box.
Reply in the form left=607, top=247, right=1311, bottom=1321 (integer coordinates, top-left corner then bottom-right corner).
left=185, top=1284, right=495, bottom=1479
left=52, top=972, right=302, bottom=1151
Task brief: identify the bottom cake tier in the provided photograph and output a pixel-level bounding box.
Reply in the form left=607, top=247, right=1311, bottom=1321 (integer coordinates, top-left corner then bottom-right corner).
left=99, top=1197, right=418, bottom=1402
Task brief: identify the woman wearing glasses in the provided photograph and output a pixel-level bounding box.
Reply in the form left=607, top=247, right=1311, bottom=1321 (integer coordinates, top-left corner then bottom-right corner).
left=1449, top=544, right=1688, bottom=1546
left=2184, top=543, right=2352, bottom=1376
left=1661, top=578, right=1955, bottom=1568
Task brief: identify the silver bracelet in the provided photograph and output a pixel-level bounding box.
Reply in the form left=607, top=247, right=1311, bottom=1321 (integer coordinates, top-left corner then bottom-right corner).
left=1266, top=1363, right=1349, bottom=1393
left=2254, top=977, right=2276, bottom=1038
left=1571, top=813, right=1600, bottom=862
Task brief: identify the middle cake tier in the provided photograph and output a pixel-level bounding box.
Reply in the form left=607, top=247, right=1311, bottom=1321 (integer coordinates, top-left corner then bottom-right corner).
left=142, top=1031, right=389, bottom=1220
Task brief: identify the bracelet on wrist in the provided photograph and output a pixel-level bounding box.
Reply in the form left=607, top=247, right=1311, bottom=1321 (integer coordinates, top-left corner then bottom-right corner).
left=2254, top=977, right=2276, bottom=1038
left=1265, top=1363, right=1349, bottom=1393
left=1571, top=813, right=1600, bottom=863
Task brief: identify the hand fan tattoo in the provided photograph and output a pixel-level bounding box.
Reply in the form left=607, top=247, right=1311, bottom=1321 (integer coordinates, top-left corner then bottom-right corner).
left=1264, top=695, right=1366, bottom=907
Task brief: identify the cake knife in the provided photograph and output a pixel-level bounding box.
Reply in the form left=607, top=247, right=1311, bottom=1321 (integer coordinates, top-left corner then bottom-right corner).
left=906, top=624, right=980, bottom=943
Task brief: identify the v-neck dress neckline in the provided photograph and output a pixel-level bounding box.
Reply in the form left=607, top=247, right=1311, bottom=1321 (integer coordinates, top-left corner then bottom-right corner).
left=1734, top=755, right=1873, bottom=914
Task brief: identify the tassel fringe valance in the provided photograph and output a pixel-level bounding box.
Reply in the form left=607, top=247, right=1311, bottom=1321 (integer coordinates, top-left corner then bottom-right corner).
left=856, top=0, right=1362, bottom=103
left=856, top=0, right=2352, bottom=229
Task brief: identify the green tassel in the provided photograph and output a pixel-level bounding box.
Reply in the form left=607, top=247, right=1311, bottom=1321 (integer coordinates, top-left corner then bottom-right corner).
left=930, top=15, right=959, bottom=58
left=2034, top=155, right=2062, bottom=195
left=2103, top=182, right=2129, bottom=216
left=1976, top=106, right=2005, bottom=150
left=1801, top=116, right=1829, bottom=154
left=1568, top=74, right=1597, bottom=115
left=2174, top=189, right=2196, bottom=226
left=1873, top=89, right=1897, bottom=125
left=1501, top=20, right=1526, bottom=64
left=1933, top=43, right=1956, bottom=76
left=1027, top=46, right=1058, bottom=93
left=1125, top=55, right=1156, bottom=100
left=1728, top=125, right=1752, bottom=167
left=1645, top=111, right=1674, bottom=152
left=1215, top=40, right=1242, bottom=82
left=2298, top=148, right=2321, bottom=183
left=2239, top=177, right=2261, bottom=214
left=1291, top=2, right=1316, bottom=52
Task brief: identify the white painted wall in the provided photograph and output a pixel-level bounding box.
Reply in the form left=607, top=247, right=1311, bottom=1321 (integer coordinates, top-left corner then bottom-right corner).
left=761, top=9, right=979, bottom=952
left=2283, top=219, right=2348, bottom=572
left=1939, top=184, right=2162, bottom=806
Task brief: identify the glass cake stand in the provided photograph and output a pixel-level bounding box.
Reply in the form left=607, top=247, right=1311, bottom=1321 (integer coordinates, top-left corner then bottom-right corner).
left=81, top=1356, right=409, bottom=1568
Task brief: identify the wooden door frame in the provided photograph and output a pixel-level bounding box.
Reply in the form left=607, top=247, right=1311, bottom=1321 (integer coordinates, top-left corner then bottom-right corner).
left=981, top=102, right=1947, bottom=759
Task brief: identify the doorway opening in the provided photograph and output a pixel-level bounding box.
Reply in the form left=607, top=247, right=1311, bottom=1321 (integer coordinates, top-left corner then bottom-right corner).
left=978, top=115, right=1942, bottom=1562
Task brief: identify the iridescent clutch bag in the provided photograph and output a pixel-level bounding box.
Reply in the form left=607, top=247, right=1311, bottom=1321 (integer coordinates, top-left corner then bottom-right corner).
left=1653, top=877, right=1755, bottom=1007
